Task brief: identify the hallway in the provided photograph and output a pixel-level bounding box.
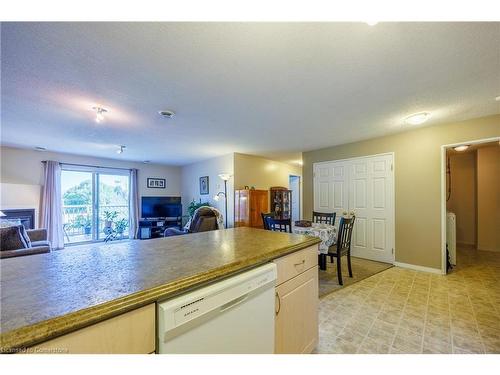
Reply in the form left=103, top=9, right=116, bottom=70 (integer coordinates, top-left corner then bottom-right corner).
left=315, top=247, right=500, bottom=354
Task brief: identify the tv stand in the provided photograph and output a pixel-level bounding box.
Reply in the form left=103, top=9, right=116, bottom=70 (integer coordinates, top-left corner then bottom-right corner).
left=138, top=217, right=182, bottom=240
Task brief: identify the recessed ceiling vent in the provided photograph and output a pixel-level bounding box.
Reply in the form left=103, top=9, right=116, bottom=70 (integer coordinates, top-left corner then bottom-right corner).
left=159, top=110, right=175, bottom=119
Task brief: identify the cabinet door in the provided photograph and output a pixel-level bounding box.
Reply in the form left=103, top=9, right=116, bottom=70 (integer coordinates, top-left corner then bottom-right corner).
left=275, top=266, right=318, bottom=354
left=30, top=304, right=156, bottom=354
left=234, top=190, right=249, bottom=227
left=249, top=190, right=269, bottom=228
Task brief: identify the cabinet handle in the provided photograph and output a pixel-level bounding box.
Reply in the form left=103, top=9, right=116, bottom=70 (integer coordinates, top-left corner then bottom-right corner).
left=275, top=291, right=281, bottom=316
left=294, top=259, right=306, bottom=267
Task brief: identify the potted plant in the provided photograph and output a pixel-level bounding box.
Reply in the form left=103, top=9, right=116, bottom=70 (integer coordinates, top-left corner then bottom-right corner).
left=114, top=218, right=128, bottom=239
left=73, top=215, right=92, bottom=235
left=103, top=210, right=118, bottom=229
left=83, top=217, right=92, bottom=235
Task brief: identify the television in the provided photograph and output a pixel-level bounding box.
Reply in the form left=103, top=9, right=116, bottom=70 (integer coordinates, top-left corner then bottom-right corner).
left=141, top=196, right=182, bottom=219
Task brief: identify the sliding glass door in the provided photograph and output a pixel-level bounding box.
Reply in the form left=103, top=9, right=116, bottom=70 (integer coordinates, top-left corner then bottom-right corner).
left=61, top=170, right=95, bottom=243
left=61, top=166, right=130, bottom=244
left=97, top=173, right=130, bottom=241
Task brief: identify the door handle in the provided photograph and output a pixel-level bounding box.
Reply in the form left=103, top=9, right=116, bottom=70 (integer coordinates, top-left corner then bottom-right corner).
left=294, top=259, right=306, bottom=267
left=275, top=291, right=281, bottom=316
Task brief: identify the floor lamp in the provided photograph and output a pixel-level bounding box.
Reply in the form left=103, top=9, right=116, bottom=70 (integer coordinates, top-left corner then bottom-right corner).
left=214, top=173, right=231, bottom=228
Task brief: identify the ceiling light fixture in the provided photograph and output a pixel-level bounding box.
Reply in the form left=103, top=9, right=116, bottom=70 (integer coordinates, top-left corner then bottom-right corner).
left=143, top=160, right=151, bottom=164
left=453, top=145, right=470, bottom=152
left=159, top=110, right=175, bottom=119
left=93, top=106, right=108, bottom=123
left=404, top=112, right=431, bottom=125
left=116, top=145, right=126, bottom=154
left=495, top=96, right=500, bottom=101
left=366, top=21, right=378, bottom=26
left=34, top=146, right=46, bottom=151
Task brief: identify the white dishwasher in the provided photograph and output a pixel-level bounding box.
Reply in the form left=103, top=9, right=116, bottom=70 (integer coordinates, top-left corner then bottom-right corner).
left=157, top=263, right=277, bottom=354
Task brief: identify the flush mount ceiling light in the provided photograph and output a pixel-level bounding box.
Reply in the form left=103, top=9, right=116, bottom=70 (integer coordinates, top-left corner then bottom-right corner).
left=92, top=106, right=108, bottom=123
left=404, top=112, right=431, bottom=125
left=159, top=110, right=175, bottom=119
left=453, top=145, right=470, bottom=152
left=116, top=145, right=126, bottom=154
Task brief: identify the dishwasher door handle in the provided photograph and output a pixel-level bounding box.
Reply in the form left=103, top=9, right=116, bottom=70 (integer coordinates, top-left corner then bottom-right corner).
left=219, top=294, right=249, bottom=312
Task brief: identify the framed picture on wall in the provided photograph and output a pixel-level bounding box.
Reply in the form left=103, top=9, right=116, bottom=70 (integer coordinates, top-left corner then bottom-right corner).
left=147, top=178, right=166, bottom=189
left=199, top=176, right=209, bottom=195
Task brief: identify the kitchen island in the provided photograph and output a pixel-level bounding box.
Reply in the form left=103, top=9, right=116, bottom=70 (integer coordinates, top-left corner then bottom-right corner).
left=0, top=227, right=320, bottom=353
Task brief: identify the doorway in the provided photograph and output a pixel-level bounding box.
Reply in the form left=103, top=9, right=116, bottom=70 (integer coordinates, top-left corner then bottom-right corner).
left=289, top=175, right=301, bottom=222
left=442, top=137, right=500, bottom=273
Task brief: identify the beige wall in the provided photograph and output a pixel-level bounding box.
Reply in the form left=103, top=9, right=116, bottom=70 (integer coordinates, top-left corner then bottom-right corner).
left=446, top=151, right=477, bottom=247
left=0, top=146, right=182, bottom=226
left=303, top=114, right=500, bottom=270
left=477, top=145, right=500, bottom=252
left=233, top=153, right=303, bottom=218
left=181, top=154, right=234, bottom=227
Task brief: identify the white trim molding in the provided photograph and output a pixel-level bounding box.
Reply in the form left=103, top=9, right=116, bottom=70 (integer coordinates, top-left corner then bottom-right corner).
left=393, top=261, right=444, bottom=275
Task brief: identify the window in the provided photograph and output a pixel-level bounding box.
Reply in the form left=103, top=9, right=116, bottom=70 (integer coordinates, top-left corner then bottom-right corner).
left=61, top=165, right=130, bottom=244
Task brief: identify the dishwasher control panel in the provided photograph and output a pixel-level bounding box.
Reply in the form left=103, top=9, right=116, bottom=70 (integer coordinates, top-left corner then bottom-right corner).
left=158, top=263, right=277, bottom=330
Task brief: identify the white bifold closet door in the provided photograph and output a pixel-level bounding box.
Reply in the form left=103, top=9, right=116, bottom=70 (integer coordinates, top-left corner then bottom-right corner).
left=313, top=153, right=394, bottom=263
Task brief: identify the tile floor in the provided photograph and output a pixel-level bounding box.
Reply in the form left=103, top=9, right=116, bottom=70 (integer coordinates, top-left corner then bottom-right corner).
left=315, top=248, right=500, bottom=354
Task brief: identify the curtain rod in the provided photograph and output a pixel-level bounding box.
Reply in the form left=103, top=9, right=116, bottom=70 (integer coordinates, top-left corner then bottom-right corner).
left=42, top=160, right=132, bottom=171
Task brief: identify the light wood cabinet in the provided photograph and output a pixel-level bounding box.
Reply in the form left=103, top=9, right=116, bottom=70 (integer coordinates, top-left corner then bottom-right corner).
left=30, top=304, right=156, bottom=354
left=234, top=189, right=269, bottom=228
left=273, top=245, right=319, bottom=354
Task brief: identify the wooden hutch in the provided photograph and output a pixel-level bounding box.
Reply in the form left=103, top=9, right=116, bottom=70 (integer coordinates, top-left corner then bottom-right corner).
left=234, top=189, right=269, bottom=228
left=270, top=186, right=292, bottom=219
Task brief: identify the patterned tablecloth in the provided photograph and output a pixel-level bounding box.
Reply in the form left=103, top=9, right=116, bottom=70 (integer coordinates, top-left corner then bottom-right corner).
left=292, top=222, right=337, bottom=254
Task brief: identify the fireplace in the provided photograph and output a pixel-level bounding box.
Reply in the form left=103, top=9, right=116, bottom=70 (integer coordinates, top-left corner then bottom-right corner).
left=1, top=209, right=36, bottom=229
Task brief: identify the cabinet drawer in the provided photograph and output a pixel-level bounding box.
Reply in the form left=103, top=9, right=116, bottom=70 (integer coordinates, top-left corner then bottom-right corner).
left=273, top=245, right=318, bottom=285
left=30, top=304, right=155, bottom=354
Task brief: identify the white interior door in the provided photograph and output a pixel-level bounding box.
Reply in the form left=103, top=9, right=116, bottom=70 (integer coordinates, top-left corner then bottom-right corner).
left=313, top=161, right=348, bottom=222
left=313, top=154, right=394, bottom=263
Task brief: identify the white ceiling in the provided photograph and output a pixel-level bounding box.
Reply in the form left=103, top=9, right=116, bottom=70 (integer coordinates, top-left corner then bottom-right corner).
left=1, top=22, right=499, bottom=165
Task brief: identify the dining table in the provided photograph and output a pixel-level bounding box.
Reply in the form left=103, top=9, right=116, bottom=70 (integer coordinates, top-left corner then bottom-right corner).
left=292, top=222, right=337, bottom=270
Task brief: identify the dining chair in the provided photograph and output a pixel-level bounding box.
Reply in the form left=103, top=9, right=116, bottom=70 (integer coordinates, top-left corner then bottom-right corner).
left=312, top=211, right=336, bottom=226
left=261, top=212, right=275, bottom=230
left=266, top=217, right=292, bottom=233
left=327, top=216, right=355, bottom=285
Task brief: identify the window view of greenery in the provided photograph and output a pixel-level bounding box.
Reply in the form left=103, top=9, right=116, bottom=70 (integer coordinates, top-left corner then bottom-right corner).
left=61, top=170, right=129, bottom=243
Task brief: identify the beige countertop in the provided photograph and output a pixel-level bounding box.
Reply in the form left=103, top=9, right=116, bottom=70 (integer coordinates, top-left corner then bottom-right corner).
left=0, top=227, right=320, bottom=351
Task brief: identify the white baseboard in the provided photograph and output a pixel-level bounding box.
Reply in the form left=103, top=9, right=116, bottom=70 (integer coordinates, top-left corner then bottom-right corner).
left=393, top=261, right=444, bottom=275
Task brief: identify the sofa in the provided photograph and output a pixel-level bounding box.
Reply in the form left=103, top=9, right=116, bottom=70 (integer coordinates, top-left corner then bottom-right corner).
left=0, top=225, right=51, bottom=259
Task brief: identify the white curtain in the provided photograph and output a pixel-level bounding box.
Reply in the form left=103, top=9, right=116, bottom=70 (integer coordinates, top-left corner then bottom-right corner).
left=40, top=160, right=64, bottom=249
left=129, top=168, right=139, bottom=239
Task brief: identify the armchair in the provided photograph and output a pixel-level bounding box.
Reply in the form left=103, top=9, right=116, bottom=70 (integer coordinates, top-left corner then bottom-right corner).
left=164, top=207, right=219, bottom=237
